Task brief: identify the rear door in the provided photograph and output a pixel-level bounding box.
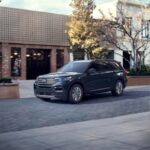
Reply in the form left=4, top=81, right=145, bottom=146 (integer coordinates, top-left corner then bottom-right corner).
left=85, top=62, right=114, bottom=93
left=85, top=62, right=101, bottom=92
left=95, top=61, right=114, bottom=90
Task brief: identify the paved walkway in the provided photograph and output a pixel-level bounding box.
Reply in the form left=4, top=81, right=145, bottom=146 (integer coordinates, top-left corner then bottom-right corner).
left=0, top=111, right=150, bottom=150
left=18, top=80, right=35, bottom=98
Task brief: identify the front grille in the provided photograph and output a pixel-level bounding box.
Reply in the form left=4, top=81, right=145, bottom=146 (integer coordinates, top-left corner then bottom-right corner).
left=36, top=87, right=52, bottom=95
left=38, top=85, right=52, bottom=88
left=38, top=91, right=51, bottom=95
left=38, top=78, right=47, bottom=84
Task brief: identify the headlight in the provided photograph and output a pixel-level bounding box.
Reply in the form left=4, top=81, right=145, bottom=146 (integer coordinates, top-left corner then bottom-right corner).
left=47, top=78, right=62, bottom=84
left=47, top=78, right=55, bottom=84
left=54, top=78, right=62, bottom=82
left=64, top=76, right=73, bottom=82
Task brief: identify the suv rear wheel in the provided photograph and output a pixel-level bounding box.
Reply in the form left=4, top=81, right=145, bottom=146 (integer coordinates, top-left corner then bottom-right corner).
left=68, top=84, right=83, bottom=104
left=111, top=80, right=124, bottom=96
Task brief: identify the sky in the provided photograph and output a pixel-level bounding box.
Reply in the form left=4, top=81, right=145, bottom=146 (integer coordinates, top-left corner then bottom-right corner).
left=0, top=0, right=150, bottom=15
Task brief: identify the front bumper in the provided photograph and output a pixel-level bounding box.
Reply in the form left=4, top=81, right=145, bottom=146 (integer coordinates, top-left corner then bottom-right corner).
left=34, top=83, right=67, bottom=100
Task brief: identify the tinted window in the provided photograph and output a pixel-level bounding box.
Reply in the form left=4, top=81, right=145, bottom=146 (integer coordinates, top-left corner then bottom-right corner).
left=58, top=61, right=90, bottom=73
left=93, top=62, right=113, bottom=72
left=111, top=62, right=123, bottom=70
left=95, top=60, right=123, bottom=71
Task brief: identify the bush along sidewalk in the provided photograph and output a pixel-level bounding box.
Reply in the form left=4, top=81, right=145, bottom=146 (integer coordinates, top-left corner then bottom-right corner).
left=0, top=77, right=12, bottom=84
left=128, top=65, right=150, bottom=76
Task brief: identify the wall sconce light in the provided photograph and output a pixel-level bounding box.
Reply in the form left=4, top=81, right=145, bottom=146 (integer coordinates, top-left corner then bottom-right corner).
left=26, top=54, right=30, bottom=57
left=37, top=53, right=41, bottom=56
left=33, top=53, right=37, bottom=56
left=14, top=52, right=18, bottom=55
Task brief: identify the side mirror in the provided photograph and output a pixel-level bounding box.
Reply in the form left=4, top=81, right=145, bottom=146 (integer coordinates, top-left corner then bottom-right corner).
left=87, top=68, right=96, bottom=75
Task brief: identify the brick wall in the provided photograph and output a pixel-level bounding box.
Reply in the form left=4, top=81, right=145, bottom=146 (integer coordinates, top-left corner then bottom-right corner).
left=0, top=7, right=69, bottom=46
left=1, top=43, right=11, bottom=77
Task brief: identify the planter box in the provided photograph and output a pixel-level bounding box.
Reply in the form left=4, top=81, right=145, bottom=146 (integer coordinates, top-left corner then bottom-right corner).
left=128, top=76, right=150, bottom=86
left=0, top=83, right=20, bottom=99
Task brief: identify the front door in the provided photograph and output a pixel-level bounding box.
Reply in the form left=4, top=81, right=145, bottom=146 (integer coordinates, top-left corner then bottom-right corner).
left=123, top=51, right=130, bottom=70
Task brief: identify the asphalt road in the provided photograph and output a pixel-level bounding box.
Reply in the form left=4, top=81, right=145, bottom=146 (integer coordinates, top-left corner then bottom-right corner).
left=0, top=85, right=150, bottom=133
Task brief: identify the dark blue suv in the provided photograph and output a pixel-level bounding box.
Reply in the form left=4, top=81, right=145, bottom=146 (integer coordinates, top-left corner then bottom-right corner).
left=34, top=60, right=127, bottom=103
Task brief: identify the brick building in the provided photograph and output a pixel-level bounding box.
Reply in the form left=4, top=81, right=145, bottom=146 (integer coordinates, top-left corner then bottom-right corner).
left=0, top=7, right=69, bottom=79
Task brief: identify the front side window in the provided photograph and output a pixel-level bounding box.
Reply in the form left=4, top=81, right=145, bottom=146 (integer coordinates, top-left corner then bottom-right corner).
left=58, top=61, right=90, bottom=73
left=11, top=47, right=21, bottom=77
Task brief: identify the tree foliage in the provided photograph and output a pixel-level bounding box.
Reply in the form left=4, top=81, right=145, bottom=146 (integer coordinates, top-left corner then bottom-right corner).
left=66, top=0, right=101, bottom=59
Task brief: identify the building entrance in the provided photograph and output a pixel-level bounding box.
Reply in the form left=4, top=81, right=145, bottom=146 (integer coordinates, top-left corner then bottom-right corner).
left=27, top=49, right=51, bottom=79
left=123, top=51, right=130, bottom=70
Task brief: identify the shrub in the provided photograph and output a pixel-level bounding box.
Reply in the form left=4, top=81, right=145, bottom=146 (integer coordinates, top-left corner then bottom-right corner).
left=141, top=65, right=150, bottom=74
left=0, top=77, right=12, bottom=83
left=129, top=65, right=150, bottom=76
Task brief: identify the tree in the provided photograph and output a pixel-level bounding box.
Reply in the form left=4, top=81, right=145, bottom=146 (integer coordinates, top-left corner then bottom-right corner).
left=66, top=0, right=101, bottom=59
left=97, top=1, right=150, bottom=72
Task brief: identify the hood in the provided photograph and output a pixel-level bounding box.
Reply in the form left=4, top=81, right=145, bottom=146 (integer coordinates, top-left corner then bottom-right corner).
left=38, top=72, right=82, bottom=78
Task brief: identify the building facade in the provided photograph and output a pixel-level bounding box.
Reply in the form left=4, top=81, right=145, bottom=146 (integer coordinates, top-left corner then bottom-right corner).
left=115, top=0, right=150, bottom=70
left=96, top=0, right=150, bottom=70
left=0, top=7, right=69, bottom=79
left=1, top=1, right=150, bottom=80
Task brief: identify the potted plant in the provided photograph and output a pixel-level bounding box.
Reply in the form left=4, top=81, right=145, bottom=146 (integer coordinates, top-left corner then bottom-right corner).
left=0, top=77, right=20, bottom=99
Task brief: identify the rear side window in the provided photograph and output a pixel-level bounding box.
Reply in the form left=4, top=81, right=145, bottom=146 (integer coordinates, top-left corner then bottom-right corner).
left=111, top=62, right=123, bottom=70
left=92, top=62, right=114, bottom=72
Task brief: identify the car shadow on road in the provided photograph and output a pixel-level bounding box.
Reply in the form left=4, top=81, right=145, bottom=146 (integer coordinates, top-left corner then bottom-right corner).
left=82, top=90, right=150, bottom=104
left=41, top=89, right=150, bottom=105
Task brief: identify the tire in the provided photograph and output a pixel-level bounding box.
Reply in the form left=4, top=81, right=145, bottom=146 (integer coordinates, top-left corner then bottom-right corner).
left=111, top=80, right=124, bottom=96
left=68, top=84, right=83, bottom=104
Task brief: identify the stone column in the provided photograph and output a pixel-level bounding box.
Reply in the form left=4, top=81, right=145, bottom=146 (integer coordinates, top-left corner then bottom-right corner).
left=69, top=52, right=74, bottom=62
left=21, top=47, right=27, bottom=79
left=51, top=48, right=57, bottom=72
left=2, top=43, right=11, bottom=77
left=64, top=48, right=70, bottom=64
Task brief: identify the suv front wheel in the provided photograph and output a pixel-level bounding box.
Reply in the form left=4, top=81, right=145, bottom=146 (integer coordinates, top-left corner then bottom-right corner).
left=68, top=84, right=83, bottom=104
left=111, top=80, right=124, bottom=96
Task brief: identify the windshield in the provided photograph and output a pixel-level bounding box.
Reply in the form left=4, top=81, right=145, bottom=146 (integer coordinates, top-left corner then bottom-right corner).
left=58, top=61, right=90, bottom=73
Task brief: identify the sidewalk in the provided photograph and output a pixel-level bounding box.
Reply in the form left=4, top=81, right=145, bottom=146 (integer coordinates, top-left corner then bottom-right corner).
left=18, top=80, right=35, bottom=98
left=0, top=112, right=150, bottom=150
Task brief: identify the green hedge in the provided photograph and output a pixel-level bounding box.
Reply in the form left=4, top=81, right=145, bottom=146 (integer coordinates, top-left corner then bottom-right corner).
left=129, top=65, right=150, bottom=76
left=0, top=77, right=12, bottom=83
